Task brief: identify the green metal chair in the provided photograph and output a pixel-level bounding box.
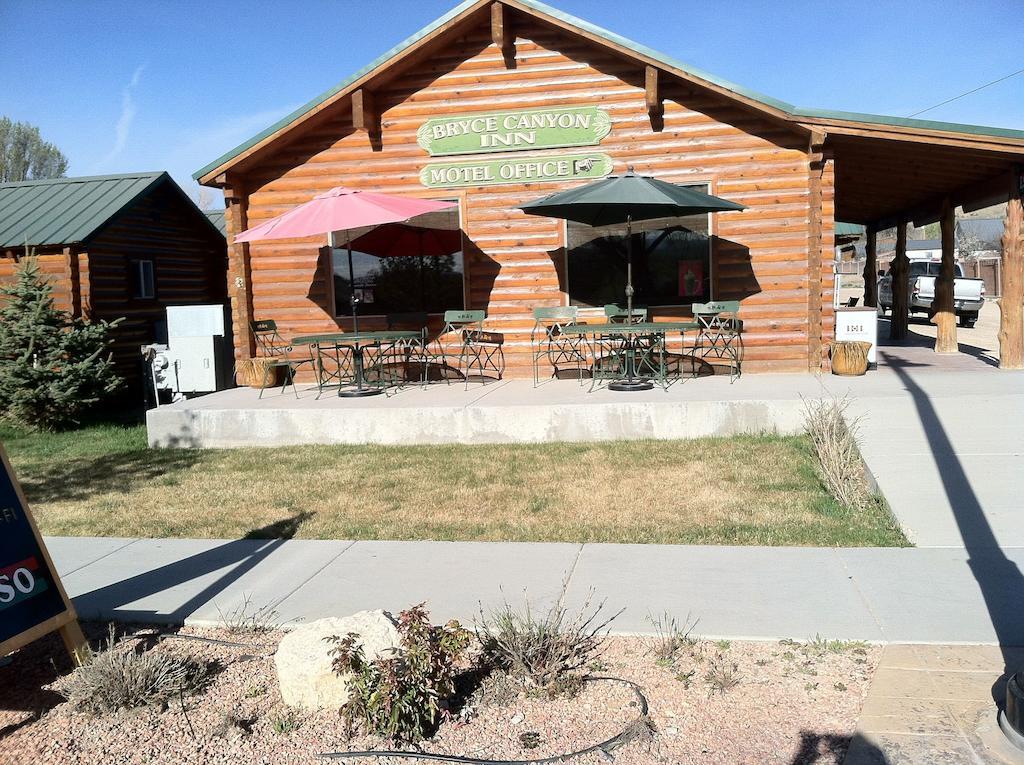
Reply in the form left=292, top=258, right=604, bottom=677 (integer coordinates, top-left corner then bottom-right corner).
left=431, top=310, right=504, bottom=388
left=385, top=312, right=430, bottom=386
left=604, top=304, right=647, bottom=324
left=531, top=306, right=588, bottom=386
left=692, top=300, right=743, bottom=381
left=250, top=319, right=317, bottom=398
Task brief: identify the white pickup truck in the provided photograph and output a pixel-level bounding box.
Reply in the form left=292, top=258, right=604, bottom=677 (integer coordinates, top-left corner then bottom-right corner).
left=877, top=259, right=985, bottom=328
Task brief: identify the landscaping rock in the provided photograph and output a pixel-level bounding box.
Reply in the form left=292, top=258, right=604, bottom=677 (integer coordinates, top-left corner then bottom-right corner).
left=274, top=610, right=401, bottom=710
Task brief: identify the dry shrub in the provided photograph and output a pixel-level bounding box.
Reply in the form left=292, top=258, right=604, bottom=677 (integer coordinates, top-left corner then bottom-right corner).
left=704, top=654, right=741, bottom=696
left=475, top=592, right=621, bottom=695
left=802, top=396, right=872, bottom=511
left=647, top=611, right=699, bottom=664
left=59, top=626, right=213, bottom=714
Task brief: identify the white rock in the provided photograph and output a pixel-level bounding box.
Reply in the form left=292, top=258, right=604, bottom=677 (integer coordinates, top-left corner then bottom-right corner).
left=274, top=610, right=401, bottom=710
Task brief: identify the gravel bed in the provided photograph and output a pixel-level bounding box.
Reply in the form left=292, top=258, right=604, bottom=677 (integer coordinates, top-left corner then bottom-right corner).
left=1, top=624, right=878, bottom=764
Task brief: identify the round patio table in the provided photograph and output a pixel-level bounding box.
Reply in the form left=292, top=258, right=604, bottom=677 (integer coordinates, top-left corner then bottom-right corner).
left=561, top=321, right=698, bottom=391
left=292, top=330, right=421, bottom=397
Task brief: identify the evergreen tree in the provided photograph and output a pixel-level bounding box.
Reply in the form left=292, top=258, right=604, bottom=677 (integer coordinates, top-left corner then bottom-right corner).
left=0, top=257, right=121, bottom=430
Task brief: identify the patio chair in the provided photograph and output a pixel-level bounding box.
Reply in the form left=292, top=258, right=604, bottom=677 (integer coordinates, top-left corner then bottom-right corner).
left=431, top=310, right=504, bottom=388
left=531, top=306, right=588, bottom=386
left=250, top=319, right=316, bottom=398
left=385, top=312, right=430, bottom=385
left=692, top=300, right=743, bottom=381
left=604, top=304, right=647, bottom=324
left=311, top=340, right=356, bottom=399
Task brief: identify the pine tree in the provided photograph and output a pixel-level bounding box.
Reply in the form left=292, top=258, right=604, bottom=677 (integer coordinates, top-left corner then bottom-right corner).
left=0, top=257, right=122, bottom=430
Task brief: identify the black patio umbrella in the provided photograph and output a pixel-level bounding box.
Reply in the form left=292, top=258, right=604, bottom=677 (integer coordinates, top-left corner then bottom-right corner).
left=519, top=168, right=745, bottom=316
left=518, top=168, right=745, bottom=389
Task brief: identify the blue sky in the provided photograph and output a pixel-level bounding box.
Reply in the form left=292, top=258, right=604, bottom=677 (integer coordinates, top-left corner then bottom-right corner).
left=3, top=0, right=1022, bottom=207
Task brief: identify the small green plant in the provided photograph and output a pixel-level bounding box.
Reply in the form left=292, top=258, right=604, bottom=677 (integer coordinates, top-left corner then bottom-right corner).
left=328, top=604, right=471, bottom=743
left=675, top=669, right=696, bottom=688
left=713, top=639, right=731, bottom=651
left=834, top=681, right=848, bottom=692
left=754, top=658, right=769, bottom=667
left=646, top=611, right=698, bottom=665
left=271, top=709, right=302, bottom=735
left=519, top=731, right=543, bottom=750
left=59, top=625, right=212, bottom=714
left=704, top=655, right=741, bottom=696
left=804, top=682, right=819, bottom=692
left=245, top=684, right=267, bottom=699
left=805, top=634, right=869, bottom=656
left=476, top=591, right=620, bottom=695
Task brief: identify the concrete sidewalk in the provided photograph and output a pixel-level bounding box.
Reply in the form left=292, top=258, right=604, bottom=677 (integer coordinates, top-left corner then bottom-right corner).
left=48, top=536, right=1024, bottom=645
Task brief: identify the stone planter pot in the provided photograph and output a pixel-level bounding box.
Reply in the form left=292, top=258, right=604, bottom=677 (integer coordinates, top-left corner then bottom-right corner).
left=236, top=357, right=283, bottom=388
left=831, top=340, right=872, bottom=376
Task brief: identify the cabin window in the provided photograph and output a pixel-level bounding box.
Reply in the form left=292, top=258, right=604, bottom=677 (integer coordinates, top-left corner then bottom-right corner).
left=132, top=259, right=156, bottom=299
left=330, top=203, right=464, bottom=318
left=565, top=184, right=712, bottom=308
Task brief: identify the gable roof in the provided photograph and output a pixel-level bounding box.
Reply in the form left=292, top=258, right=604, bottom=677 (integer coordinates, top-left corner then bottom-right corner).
left=194, top=0, right=1024, bottom=185
left=204, top=209, right=227, bottom=235
left=0, top=171, right=224, bottom=249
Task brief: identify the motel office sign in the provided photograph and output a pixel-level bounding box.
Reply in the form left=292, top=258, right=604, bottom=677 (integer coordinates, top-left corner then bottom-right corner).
left=418, top=105, right=613, bottom=189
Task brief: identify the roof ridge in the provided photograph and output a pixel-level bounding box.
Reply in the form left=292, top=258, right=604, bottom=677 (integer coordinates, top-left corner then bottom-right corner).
left=0, top=171, right=166, bottom=189
left=193, top=0, right=1024, bottom=182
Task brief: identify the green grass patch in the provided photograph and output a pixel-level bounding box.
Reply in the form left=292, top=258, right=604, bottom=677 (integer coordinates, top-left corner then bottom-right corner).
left=0, top=422, right=908, bottom=547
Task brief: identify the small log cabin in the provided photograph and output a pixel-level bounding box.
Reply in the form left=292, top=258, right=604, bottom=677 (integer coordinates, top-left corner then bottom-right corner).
left=0, top=171, right=228, bottom=395
left=195, top=0, right=1024, bottom=376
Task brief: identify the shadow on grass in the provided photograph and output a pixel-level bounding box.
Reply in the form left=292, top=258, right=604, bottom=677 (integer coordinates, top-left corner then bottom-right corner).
left=16, top=449, right=204, bottom=504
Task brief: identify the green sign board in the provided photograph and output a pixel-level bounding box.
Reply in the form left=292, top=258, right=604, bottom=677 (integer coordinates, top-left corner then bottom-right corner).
left=417, top=106, right=611, bottom=157
left=420, top=153, right=613, bottom=190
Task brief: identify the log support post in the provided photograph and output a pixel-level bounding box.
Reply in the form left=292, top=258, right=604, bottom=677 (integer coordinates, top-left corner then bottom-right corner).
left=223, top=178, right=256, bottom=361
left=932, top=196, right=958, bottom=353
left=890, top=218, right=910, bottom=340
left=63, top=245, right=81, bottom=317
left=352, top=88, right=382, bottom=151
left=491, top=2, right=515, bottom=67
left=999, top=168, right=1024, bottom=369
left=807, top=133, right=831, bottom=371
left=863, top=224, right=878, bottom=308
left=645, top=65, right=664, bottom=131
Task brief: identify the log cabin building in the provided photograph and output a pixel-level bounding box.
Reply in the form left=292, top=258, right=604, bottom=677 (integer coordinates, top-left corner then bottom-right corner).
left=0, top=172, right=228, bottom=395
left=195, top=0, right=1024, bottom=376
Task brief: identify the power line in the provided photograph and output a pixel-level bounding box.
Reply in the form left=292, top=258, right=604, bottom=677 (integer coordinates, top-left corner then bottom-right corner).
left=908, top=67, right=1024, bottom=118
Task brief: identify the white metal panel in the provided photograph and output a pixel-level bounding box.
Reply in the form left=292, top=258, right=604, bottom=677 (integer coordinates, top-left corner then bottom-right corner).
left=166, top=304, right=226, bottom=338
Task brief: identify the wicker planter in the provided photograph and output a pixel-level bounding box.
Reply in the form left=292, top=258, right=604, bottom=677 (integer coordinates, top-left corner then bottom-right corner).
left=830, top=341, right=872, bottom=376
left=236, top=357, right=283, bottom=388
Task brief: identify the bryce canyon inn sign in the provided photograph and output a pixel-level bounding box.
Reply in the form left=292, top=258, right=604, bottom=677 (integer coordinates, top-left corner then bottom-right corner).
left=197, top=0, right=1024, bottom=376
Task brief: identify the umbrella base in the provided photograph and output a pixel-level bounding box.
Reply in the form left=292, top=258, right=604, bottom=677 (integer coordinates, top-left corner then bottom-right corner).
left=339, top=387, right=384, bottom=398
left=608, top=378, right=654, bottom=392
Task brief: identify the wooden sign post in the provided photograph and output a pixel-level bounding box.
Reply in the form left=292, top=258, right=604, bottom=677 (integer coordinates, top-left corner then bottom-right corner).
left=0, top=445, right=87, bottom=665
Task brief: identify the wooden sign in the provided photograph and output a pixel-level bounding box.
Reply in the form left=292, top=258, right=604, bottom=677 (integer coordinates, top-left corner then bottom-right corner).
left=417, top=106, right=611, bottom=157
left=420, top=152, right=613, bottom=190
left=0, top=445, right=86, bottom=664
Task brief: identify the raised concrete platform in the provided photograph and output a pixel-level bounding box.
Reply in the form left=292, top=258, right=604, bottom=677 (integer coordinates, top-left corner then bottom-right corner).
left=147, top=375, right=830, bottom=448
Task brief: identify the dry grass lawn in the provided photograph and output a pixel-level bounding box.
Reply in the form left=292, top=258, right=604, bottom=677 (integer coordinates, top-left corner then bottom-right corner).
left=1, top=423, right=906, bottom=546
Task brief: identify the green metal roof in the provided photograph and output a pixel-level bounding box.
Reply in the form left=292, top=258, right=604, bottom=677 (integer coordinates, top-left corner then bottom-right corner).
left=204, top=209, right=226, bottom=235
left=835, top=222, right=865, bottom=237
left=0, top=171, right=166, bottom=249
left=193, top=0, right=1024, bottom=182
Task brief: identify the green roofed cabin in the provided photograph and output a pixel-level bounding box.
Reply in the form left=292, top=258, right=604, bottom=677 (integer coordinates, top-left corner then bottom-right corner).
left=0, top=172, right=228, bottom=394
left=196, top=0, right=1024, bottom=373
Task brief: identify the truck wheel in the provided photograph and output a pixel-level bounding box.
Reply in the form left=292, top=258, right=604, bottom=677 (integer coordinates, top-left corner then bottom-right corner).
left=959, top=314, right=977, bottom=328
left=877, top=303, right=887, bottom=317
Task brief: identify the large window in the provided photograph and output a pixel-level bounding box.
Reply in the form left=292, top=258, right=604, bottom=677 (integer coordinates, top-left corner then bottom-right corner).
left=566, top=185, right=712, bottom=308
left=331, top=206, right=464, bottom=317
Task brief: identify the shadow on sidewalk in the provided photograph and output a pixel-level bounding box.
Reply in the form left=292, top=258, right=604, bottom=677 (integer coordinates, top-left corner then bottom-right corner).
left=72, top=512, right=312, bottom=623
left=883, top=353, right=1024, bottom=702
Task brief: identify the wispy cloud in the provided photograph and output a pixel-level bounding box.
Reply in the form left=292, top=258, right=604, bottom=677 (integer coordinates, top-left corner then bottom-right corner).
left=96, top=64, right=145, bottom=168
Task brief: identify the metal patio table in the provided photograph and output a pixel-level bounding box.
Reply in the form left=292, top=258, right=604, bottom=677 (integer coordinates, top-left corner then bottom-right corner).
left=292, top=330, right=421, bottom=397
left=561, top=321, right=698, bottom=391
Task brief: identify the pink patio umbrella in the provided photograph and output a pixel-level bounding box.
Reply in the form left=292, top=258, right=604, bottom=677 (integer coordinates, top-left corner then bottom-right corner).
left=234, top=186, right=457, bottom=333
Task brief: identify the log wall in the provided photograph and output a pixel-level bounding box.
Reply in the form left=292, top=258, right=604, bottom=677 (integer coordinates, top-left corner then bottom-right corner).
left=233, top=18, right=832, bottom=375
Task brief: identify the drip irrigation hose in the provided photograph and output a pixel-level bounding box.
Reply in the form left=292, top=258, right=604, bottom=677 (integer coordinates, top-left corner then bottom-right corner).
left=319, top=676, right=651, bottom=765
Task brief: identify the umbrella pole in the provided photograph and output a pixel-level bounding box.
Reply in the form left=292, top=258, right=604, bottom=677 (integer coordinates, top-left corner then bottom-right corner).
left=347, top=236, right=359, bottom=336
left=625, top=214, right=634, bottom=319
left=609, top=213, right=653, bottom=392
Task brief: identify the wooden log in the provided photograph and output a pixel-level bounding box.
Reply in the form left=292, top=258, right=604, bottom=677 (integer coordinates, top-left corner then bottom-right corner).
left=224, top=180, right=256, bottom=360
left=932, top=197, right=958, bottom=353
left=890, top=218, right=909, bottom=340
left=491, top=2, right=514, bottom=66
left=998, top=174, right=1023, bottom=369
left=862, top=224, right=878, bottom=307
